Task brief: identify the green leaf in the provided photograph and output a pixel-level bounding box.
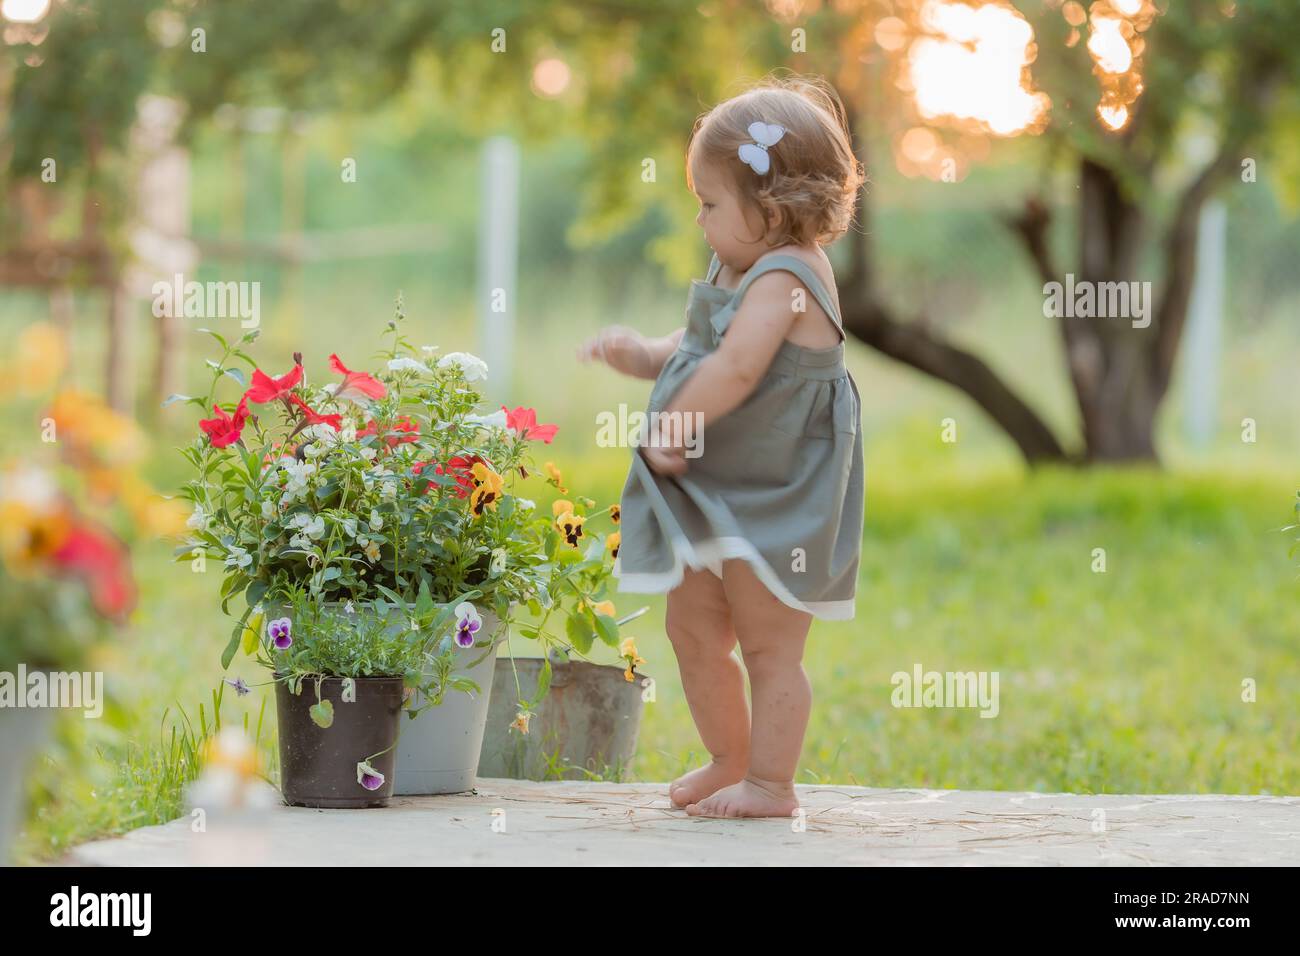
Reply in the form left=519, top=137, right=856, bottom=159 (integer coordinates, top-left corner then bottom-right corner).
left=415, top=578, right=434, bottom=618
left=162, top=393, right=194, bottom=408
left=528, top=658, right=553, bottom=708
left=199, top=328, right=228, bottom=350
left=593, top=612, right=620, bottom=648
left=246, top=579, right=269, bottom=608
left=565, top=612, right=595, bottom=655
left=309, top=699, right=335, bottom=729
left=223, top=367, right=247, bottom=387
left=220, top=610, right=252, bottom=669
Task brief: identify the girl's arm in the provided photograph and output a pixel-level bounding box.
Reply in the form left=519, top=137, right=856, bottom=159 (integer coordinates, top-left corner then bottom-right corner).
left=643, top=327, right=686, bottom=377
left=578, top=325, right=685, bottom=379
left=656, top=271, right=800, bottom=430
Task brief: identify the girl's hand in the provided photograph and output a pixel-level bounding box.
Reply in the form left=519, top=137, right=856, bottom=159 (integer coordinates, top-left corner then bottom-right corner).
left=576, top=325, right=654, bottom=378
left=638, top=416, right=689, bottom=477
left=640, top=441, right=688, bottom=477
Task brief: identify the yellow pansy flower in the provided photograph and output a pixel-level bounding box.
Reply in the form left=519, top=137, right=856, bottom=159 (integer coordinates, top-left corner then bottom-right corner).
left=469, top=462, right=504, bottom=517
left=555, top=510, right=584, bottom=546
left=543, top=461, right=567, bottom=494
left=619, top=637, right=647, bottom=682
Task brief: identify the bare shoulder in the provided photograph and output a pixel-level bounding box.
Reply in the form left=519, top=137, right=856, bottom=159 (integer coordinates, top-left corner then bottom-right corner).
left=749, top=244, right=842, bottom=349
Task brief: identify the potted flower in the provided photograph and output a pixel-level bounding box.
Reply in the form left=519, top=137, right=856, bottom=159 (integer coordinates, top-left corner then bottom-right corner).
left=1, top=324, right=175, bottom=858
left=478, top=468, right=653, bottom=780
left=176, top=298, right=644, bottom=803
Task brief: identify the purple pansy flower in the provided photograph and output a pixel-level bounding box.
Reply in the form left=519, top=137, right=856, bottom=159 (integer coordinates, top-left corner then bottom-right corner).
left=224, top=677, right=250, bottom=697
left=357, top=760, right=385, bottom=791
left=268, top=617, right=293, bottom=649
left=453, top=601, right=481, bottom=648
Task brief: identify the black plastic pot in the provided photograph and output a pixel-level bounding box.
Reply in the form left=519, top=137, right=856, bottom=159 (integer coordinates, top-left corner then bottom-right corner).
left=275, top=675, right=404, bottom=809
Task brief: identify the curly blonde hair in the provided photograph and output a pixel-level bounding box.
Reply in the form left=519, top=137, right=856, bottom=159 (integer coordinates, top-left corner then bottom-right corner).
left=687, top=76, right=865, bottom=248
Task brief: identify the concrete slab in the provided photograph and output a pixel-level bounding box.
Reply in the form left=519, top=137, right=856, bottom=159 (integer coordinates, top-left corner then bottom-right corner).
left=65, top=779, right=1300, bottom=866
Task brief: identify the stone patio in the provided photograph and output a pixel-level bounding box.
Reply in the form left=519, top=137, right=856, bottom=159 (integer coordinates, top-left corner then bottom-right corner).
left=66, top=779, right=1300, bottom=866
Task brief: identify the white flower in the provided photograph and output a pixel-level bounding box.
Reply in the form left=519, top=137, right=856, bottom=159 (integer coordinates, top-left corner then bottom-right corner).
left=369, top=509, right=384, bottom=531
left=380, top=481, right=397, bottom=499
left=363, top=541, right=381, bottom=561
left=287, top=513, right=325, bottom=547
left=301, top=423, right=339, bottom=444
left=225, top=546, right=252, bottom=570
left=186, top=504, right=211, bottom=531
left=359, top=447, right=377, bottom=461
left=344, top=601, right=355, bottom=614
left=517, top=498, right=535, bottom=511
left=420, top=345, right=439, bottom=356
left=303, top=443, right=325, bottom=459
left=339, top=423, right=357, bottom=443
left=388, top=357, right=431, bottom=374
left=341, top=517, right=358, bottom=538
left=281, top=460, right=316, bottom=497
left=438, top=351, right=489, bottom=382
left=490, top=548, right=507, bottom=575
left=465, top=409, right=508, bottom=431
left=261, top=500, right=275, bottom=520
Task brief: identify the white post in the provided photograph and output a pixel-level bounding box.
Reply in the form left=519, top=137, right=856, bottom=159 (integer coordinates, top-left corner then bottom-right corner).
left=477, top=136, right=519, bottom=405
left=1182, top=198, right=1226, bottom=450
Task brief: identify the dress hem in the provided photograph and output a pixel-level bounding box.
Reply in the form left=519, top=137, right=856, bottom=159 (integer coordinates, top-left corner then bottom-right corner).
left=613, top=534, right=857, bottom=621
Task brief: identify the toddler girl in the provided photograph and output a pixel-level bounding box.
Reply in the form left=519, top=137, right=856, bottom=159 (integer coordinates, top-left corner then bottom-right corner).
left=576, top=77, right=865, bottom=818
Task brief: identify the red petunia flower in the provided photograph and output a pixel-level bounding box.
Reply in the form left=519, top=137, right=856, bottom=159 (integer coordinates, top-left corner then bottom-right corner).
left=290, top=395, right=342, bottom=431
left=199, top=398, right=250, bottom=449
left=244, top=363, right=303, bottom=404
left=359, top=416, right=419, bottom=449
left=503, top=406, right=558, bottom=444
left=51, top=524, right=137, bottom=623
left=414, top=454, right=485, bottom=498
left=329, top=354, right=387, bottom=403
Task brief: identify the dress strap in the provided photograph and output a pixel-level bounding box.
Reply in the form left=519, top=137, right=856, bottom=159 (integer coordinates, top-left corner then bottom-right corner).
left=705, top=253, right=723, bottom=285
left=731, top=253, right=844, bottom=340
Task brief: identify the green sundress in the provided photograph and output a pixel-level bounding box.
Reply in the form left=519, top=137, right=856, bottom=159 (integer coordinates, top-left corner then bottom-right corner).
left=613, top=251, right=864, bottom=620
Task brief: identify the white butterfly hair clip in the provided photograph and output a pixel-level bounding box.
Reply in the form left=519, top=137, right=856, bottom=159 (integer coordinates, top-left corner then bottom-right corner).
left=737, top=122, right=786, bottom=175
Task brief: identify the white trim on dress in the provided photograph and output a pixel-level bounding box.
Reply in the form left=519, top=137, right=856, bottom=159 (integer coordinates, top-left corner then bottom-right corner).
left=613, top=533, right=857, bottom=621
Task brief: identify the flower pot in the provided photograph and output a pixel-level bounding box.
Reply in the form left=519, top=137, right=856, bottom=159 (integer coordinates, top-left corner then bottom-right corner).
left=275, top=675, right=404, bottom=809
left=0, top=703, right=55, bottom=864
left=393, top=611, right=502, bottom=795
left=477, top=657, right=647, bottom=780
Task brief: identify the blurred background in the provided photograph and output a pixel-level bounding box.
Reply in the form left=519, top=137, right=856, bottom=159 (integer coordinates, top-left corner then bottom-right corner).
left=2, top=0, right=1298, bottom=861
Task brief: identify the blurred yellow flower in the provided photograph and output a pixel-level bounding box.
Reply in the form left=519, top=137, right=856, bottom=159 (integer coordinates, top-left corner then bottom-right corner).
left=578, top=597, right=615, bottom=617
left=14, top=322, right=67, bottom=397
left=605, top=531, right=620, bottom=558
left=551, top=498, right=574, bottom=517
left=0, top=463, right=70, bottom=573
left=47, top=389, right=147, bottom=469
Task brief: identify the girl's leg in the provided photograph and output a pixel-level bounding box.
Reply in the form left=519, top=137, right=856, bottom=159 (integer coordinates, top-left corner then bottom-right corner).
left=685, top=559, right=812, bottom=818
left=665, top=565, right=751, bottom=807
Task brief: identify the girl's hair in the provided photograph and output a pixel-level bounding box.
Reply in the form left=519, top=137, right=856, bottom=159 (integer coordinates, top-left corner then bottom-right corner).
left=687, top=75, right=865, bottom=247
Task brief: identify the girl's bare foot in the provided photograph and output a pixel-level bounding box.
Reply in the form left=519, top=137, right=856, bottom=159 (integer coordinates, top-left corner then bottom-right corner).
left=685, top=775, right=799, bottom=819
left=668, top=759, right=746, bottom=808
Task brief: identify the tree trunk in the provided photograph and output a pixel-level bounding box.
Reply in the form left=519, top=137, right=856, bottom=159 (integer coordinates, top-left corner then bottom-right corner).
left=1073, top=158, right=1159, bottom=463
